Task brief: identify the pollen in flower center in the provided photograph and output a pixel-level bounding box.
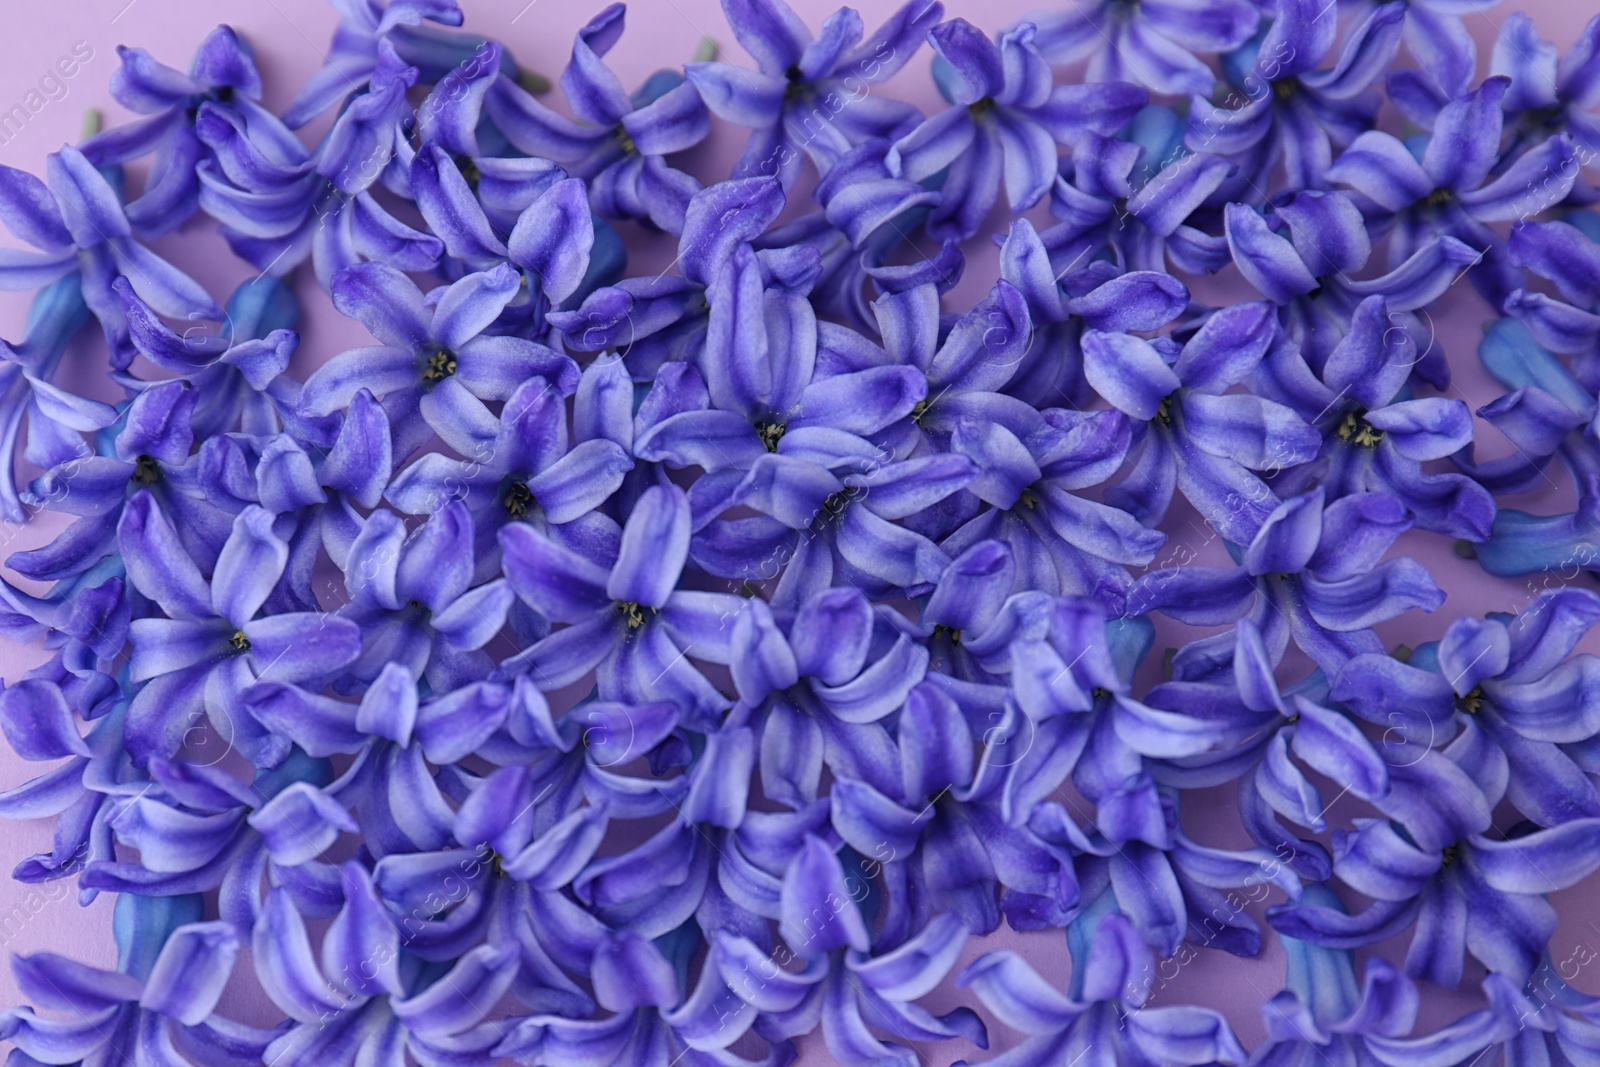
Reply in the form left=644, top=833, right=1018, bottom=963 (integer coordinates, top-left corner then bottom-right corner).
left=230, top=630, right=251, bottom=653
left=1457, top=686, right=1485, bottom=714
left=504, top=481, right=535, bottom=516
left=130, top=454, right=161, bottom=485
left=1273, top=79, right=1298, bottom=102
left=757, top=421, right=787, bottom=452
left=1426, top=187, right=1455, bottom=207
left=615, top=126, right=638, bottom=156
left=1155, top=393, right=1176, bottom=426
left=617, top=600, right=650, bottom=629
left=422, top=349, right=458, bottom=383
left=1337, top=409, right=1384, bottom=447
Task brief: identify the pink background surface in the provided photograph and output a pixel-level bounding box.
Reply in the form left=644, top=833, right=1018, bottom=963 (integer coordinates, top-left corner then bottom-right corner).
left=0, top=0, right=1598, bottom=1062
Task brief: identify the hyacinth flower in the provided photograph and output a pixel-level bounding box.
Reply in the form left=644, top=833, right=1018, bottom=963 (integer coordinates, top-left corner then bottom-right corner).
left=120, top=500, right=362, bottom=766
left=79, top=25, right=283, bottom=237
left=1021, top=0, right=1257, bottom=96
left=17, top=380, right=237, bottom=585
left=940, top=406, right=1167, bottom=613
left=300, top=262, right=577, bottom=458
left=630, top=243, right=929, bottom=484
left=1152, top=620, right=1391, bottom=881
left=888, top=18, right=1147, bottom=241
left=252, top=884, right=523, bottom=1067
left=1365, top=966, right=1600, bottom=1067
left=684, top=0, right=943, bottom=188
left=0, top=664, right=125, bottom=888
left=997, top=216, right=1189, bottom=408
left=280, top=0, right=488, bottom=127
left=0, top=274, right=117, bottom=522
left=0, top=144, right=221, bottom=368
left=1086, top=300, right=1320, bottom=545
left=1186, top=0, right=1407, bottom=195
left=1223, top=192, right=1481, bottom=371
left=1265, top=296, right=1497, bottom=541
left=386, top=374, right=632, bottom=578
left=1330, top=589, right=1600, bottom=827
left=332, top=501, right=515, bottom=693
left=1245, top=888, right=1422, bottom=1067
left=723, top=587, right=925, bottom=807
left=79, top=753, right=352, bottom=927
left=1326, top=76, right=1578, bottom=307
left=498, top=482, right=744, bottom=725
left=755, top=139, right=945, bottom=332
left=1504, top=216, right=1600, bottom=356
left=1271, top=740, right=1600, bottom=986
left=1491, top=13, right=1600, bottom=172
left=0, top=920, right=283, bottom=1067
left=497, top=928, right=800, bottom=1067
left=958, top=908, right=1247, bottom=1067
left=116, top=276, right=311, bottom=440
left=1131, top=488, right=1444, bottom=672
left=1034, top=111, right=1234, bottom=280
left=550, top=174, right=788, bottom=376
left=481, top=16, right=709, bottom=233
left=754, top=839, right=985, bottom=1065
left=196, top=45, right=443, bottom=289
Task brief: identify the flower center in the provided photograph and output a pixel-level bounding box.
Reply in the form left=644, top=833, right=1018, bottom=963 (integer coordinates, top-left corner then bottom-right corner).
left=1155, top=392, right=1176, bottom=426
left=504, top=481, right=535, bottom=517
left=757, top=421, right=786, bottom=452
left=933, top=624, right=962, bottom=646
left=422, top=348, right=458, bottom=384
left=1018, top=488, right=1039, bottom=510
left=614, top=126, right=638, bottom=156
left=1273, top=79, right=1297, bottom=102
left=130, top=454, right=161, bottom=485
left=457, top=156, right=482, bottom=190
left=1425, top=187, right=1455, bottom=207
left=911, top=399, right=931, bottom=424
left=1457, top=687, right=1484, bottom=715
left=1337, top=409, right=1383, bottom=447
left=1440, top=843, right=1459, bottom=867
left=616, top=600, right=650, bottom=629
left=230, top=630, right=251, bottom=653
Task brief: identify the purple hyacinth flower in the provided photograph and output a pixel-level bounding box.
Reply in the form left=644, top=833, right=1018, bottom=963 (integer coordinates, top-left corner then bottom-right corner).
left=0, top=145, right=221, bottom=368
left=1266, top=295, right=1497, bottom=541
left=78, top=25, right=272, bottom=237
left=1272, top=744, right=1600, bottom=986
left=1223, top=191, right=1480, bottom=370
left=196, top=44, right=443, bottom=289
left=386, top=374, right=632, bottom=580
left=550, top=174, right=788, bottom=376
left=0, top=921, right=281, bottom=1067
left=888, top=18, right=1147, bottom=240
left=765, top=841, right=986, bottom=1063
left=1504, top=217, right=1600, bottom=355
left=1326, top=76, right=1578, bottom=308
left=684, top=0, right=944, bottom=188
left=1331, top=589, right=1600, bottom=828
left=301, top=261, right=577, bottom=458
left=1153, top=619, right=1392, bottom=881
left=19, top=380, right=237, bottom=586
left=252, top=883, right=522, bottom=1067
left=498, top=482, right=744, bottom=726
left=1084, top=300, right=1319, bottom=544
left=0, top=276, right=117, bottom=522
left=958, top=910, right=1246, bottom=1066
left=1250, top=889, right=1421, bottom=1064
left=1490, top=13, right=1600, bottom=180
left=1130, top=488, right=1444, bottom=674
left=1187, top=0, right=1406, bottom=194
left=1021, top=0, right=1257, bottom=96
left=724, top=587, right=926, bottom=808
left=496, top=928, right=798, bottom=1067
left=1365, top=967, right=1600, bottom=1067
left=121, top=500, right=362, bottom=767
